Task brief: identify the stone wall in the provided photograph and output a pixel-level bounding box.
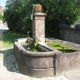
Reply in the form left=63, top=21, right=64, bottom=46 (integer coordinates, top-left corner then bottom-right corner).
left=59, top=28, right=80, bottom=44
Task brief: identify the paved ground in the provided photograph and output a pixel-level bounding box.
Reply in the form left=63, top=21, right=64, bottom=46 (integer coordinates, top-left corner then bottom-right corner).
left=64, top=69, right=80, bottom=80
left=0, top=24, right=80, bottom=80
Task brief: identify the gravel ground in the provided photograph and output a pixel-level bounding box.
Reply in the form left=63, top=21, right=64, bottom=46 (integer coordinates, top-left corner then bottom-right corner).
left=0, top=24, right=69, bottom=80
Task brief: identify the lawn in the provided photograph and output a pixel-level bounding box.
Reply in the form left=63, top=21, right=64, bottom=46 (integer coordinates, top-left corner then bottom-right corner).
left=1, top=30, right=26, bottom=48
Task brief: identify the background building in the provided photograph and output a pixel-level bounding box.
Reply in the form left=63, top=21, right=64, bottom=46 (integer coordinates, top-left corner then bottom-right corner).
left=0, top=6, right=4, bottom=15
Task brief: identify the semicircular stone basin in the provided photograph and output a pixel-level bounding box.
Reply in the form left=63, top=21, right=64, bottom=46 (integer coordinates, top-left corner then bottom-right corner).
left=14, top=38, right=61, bottom=77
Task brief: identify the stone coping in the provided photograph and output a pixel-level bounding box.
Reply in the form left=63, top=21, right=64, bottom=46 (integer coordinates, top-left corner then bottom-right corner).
left=46, top=38, right=80, bottom=50
left=14, top=37, right=80, bottom=57
left=14, top=38, right=61, bottom=57
left=14, top=38, right=80, bottom=57
left=15, top=37, right=80, bottom=50
left=14, top=42, right=61, bottom=57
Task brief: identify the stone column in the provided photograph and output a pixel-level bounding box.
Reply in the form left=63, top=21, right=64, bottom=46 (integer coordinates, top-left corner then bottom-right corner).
left=32, top=13, right=46, bottom=43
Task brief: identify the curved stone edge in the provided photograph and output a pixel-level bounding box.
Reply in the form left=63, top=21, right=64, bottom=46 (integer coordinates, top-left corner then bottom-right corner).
left=20, top=64, right=54, bottom=77
left=46, top=38, right=80, bottom=50
left=14, top=41, right=62, bottom=57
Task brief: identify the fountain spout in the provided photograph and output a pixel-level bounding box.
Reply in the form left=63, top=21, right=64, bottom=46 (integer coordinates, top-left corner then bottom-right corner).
left=27, top=31, right=31, bottom=43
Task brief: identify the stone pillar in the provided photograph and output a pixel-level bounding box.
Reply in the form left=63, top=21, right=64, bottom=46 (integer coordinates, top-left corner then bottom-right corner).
left=32, top=13, right=46, bottom=43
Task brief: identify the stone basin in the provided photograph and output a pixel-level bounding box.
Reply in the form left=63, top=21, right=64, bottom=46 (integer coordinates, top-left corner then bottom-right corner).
left=14, top=38, right=80, bottom=77
left=14, top=38, right=61, bottom=77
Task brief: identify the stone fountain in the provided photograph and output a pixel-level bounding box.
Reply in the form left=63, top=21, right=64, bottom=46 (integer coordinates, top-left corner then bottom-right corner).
left=14, top=4, right=58, bottom=77
left=14, top=4, right=80, bottom=77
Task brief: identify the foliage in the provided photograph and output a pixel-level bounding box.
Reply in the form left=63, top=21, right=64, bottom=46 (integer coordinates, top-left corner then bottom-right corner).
left=4, top=0, right=32, bottom=33
left=4, top=0, right=80, bottom=38
left=0, top=14, right=3, bottom=20
left=43, top=0, right=80, bottom=38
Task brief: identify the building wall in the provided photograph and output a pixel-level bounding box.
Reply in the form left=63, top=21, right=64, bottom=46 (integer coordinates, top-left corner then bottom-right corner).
left=0, top=6, right=4, bottom=15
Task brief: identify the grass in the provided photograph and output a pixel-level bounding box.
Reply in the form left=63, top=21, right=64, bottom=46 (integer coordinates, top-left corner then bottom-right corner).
left=47, top=42, right=77, bottom=53
left=2, top=30, right=26, bottom=48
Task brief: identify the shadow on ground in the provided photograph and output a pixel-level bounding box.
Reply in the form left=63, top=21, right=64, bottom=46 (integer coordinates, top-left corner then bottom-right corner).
left=0, top=48, right=21, bottom=74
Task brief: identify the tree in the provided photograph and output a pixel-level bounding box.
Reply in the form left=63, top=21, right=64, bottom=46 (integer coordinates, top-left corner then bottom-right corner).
left=4, top=0, right=32, bottom=33
left=4, top=0, right=80, bottom=38
left=42, top=0, right=80, bottom=38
